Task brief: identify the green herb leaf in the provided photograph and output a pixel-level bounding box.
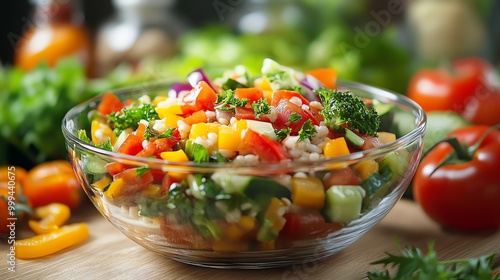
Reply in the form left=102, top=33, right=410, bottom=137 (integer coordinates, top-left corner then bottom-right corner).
left=215, top=90, right=249, bottom=112
left=136, top=167, right=150, bottom=177
left=96, top=140, right=113, bottom=151
left=77, top=129, right=92, bottom=144
left=287, top=112, right=302, bottom=125
left=367, top=241, right=500, bottom=280
left=275, top=128, right=292, bottom=140
left=108, top=103, right=159, bottom=136
left=144, top=126, right=175, bottom=140
left=298, top=120, right=315, bottom=141
left=252, top=98, right=271, bottom=119
left=185, top=140, right=210, bottom=163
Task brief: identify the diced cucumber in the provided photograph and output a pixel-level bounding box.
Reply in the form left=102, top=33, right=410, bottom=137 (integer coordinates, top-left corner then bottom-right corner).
left=361, top=150, right=409, bottom=209
left=83, top=155, right=108, bottom=175
left=323, top=185, right=365, bottom=224
left=211, top=173, right=291, bottom=219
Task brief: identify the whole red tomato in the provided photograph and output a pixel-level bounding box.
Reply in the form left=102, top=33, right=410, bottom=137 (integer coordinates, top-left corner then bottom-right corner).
left=407, top=57, right=493, bottom=114
left=413, top=125, right=500, bottom=231
left=23, top=160, right=82, bottom=209
left=462, top=85, right=500, bottom=126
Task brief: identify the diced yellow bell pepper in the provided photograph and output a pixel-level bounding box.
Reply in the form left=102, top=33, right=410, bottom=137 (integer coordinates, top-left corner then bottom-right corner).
left=378, top=132, right=396, bottom=145
left=162, top=114, right=184, bottom=129
left=91, top=119, right=116, bottom=145
left=218, top=125, right=242, bottom=151
left=265, top=197, right=286, bottom=234
left=143, top=184, right=162, bottom=197
left=28, top=203, right=71, bottom=234
left=354, top=159, right=379, bottom=181
left=92, top=176, right=111, bottom=191
left=156, top=104, right=183, bottom=118
left=189, top=123, right=220, bottom=140
left=160, top=150, right=190, bottom=180
left=291, top=177, right=326, bottom=210
left=323, top=137, right=350, bottom=157
left=16, top=223, right=89, bottom=259
left=105, top=177, right=124, bottom=200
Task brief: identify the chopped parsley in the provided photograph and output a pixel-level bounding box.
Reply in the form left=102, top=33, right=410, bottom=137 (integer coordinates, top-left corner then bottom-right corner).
left=96, top=140, right=113, bottom=151
left=144, top=126, right=176, bottom=140
left=275, top=128, right=292, bottom=140
left=298, top=120, right=316, bottom=141
left=136, top=167, right=150, bottom=177
left=287, top=112, right=302, bottom=125
left=252, top=98, right=271, bottom=118
left=215, top=90, right=249, bottom=112
left=108, top=103, right=159, bottom=135
left=185, top=140, right=210, bottom=163
left=77, top=129, right=92, bottom=144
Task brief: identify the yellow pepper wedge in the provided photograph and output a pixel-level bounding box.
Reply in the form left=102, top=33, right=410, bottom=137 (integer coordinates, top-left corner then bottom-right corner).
left=323, top=137, right=350, bottom=157
left=160, top=150, right=190, bottom=180
left=189, top=123, right=220, bottom=140
left=91, top=119, right=116, bottom=145
left=28, top=203, right=71, bottom=234
left=16, top=223, right=89, bottom=259
left=354, top=159, right=379, bottom=181
left=291, top=177, right=325, bottom=210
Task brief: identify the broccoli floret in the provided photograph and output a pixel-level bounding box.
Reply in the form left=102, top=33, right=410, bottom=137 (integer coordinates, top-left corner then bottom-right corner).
left=107, top=103, right=159, bottom=135
left=317, top=88, right=380, bottom=136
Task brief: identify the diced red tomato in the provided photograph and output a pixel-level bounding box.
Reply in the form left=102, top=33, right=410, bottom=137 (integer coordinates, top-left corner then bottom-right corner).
left=271, top=90, right=310, bottom=107
left=136, top=130, right=181, bottom=158
left=273, top=99, right=320, bottom=134
left=235, top=88, right=264, bottom=106
left=181, top=81, right=217, bottom=115
left=105, top=162, right=126, bottom=176
left=323, top=168, right=362, bottom=188
left=97, top=92, right=124, bottom=116
left=160, top=217, right=211, bottom=250
left=241, top=129, right=289, bottom=162
left=114, top=168, right=154, bottom=195
left=117, top=134, right=144, bottom=155
left=235, top=107, right=270, bottom=122
left=281, top=211, right=343, bottom=240
left=358, top=135, right=382, bottom=151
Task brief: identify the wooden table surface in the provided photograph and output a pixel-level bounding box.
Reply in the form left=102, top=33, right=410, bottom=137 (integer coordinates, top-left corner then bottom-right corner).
left=2, top=199, right=499, bottom=280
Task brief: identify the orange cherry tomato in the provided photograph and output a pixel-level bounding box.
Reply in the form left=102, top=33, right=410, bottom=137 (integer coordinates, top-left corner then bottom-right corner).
left=24, top=161, right=82, bottom=209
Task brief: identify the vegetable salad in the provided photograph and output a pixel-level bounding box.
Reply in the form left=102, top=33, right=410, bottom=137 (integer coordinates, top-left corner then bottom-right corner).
left=77, top=59, right=407, bottom=251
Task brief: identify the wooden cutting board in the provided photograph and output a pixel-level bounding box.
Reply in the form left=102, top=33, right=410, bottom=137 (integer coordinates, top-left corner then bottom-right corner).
left=2, top=199, right=499, bottom=279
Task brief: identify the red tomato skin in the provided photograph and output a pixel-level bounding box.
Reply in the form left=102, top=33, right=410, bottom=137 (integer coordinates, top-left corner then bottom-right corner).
left=281, top=211, right=343, bottom=240
left=413, top=126, right=500, bottom=231
left=180, top=81, right=217, bottom=115
left=407, top=57, right=492, bottom=114
left=241, top=129, right=289, bottom=162
left=97, top=92, right=124, bottom=116
left=462, top=86, right=500, bottom=126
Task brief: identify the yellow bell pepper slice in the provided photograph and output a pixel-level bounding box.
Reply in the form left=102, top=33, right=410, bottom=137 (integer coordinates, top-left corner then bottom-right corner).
left=160, top=150, right=190, bottom=180
left=353, top=159, right=379, bottom=181
left=291, top=177, right=326, bottom=210
left=323, top=137, right=350, bottom=158
left=16, top=223, right=90, bottom=259
left=91, top=119, right=116, bottom=145
left=28, top=203, right=71, bottom=234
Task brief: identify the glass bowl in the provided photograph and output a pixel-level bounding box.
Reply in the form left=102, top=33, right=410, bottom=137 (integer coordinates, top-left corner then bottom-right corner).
left=62, top=80, right=426, bottom=269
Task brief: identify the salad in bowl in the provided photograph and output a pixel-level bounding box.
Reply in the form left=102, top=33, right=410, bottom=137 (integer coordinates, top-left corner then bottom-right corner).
left=62, top=59, right=426, bottom=268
